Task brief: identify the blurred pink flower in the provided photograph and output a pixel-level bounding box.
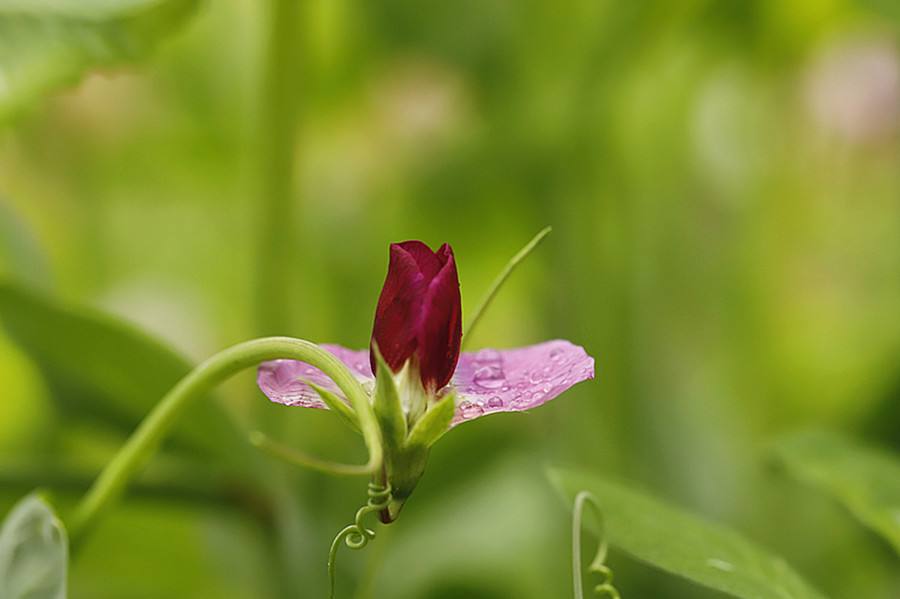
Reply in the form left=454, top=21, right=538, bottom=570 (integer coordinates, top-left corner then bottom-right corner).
left=805, top=36, right=900, bottom=143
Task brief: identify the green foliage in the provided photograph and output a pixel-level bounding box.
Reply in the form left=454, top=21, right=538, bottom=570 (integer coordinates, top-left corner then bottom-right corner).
left=306, top=379, right=360, bottom=432
left=0, top=493, right=68, bottom=599
left=0, top=200, right=50, bottom=290
left=774, top=430, right=900, bottom=556
left=372, top=346, right=407, bottom=452
left=406, top=391, right=455, bottom=449
left=0, top=281, right=240, bottom=458
left=549, top=468, right=827, bottom=599
left=0, top=0, right=200, bottom=124
left=1, top=0, right=899, bottom=595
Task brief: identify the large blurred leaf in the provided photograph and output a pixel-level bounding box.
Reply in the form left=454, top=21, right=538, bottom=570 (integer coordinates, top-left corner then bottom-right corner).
left=549, top=468, right=827, bottom=599
left=774, top=430, right=900, bottom=556
left=857, top=0, right=900, bottom=23
left=0, top=0, right=200, bottom=124
left=0, top=494, right=68, bottom=599
left=0, top=281, right=241, bottom=458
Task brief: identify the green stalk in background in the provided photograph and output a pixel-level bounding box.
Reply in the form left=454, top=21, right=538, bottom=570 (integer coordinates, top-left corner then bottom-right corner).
left=255, top=0, right=302, bottom=335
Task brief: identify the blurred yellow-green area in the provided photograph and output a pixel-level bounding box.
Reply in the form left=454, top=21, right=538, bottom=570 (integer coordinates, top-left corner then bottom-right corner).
left=1, top=0, right=900, bottom=597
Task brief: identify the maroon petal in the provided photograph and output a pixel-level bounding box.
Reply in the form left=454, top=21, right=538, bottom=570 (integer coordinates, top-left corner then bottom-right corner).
left=370, top=243, right=430, bottom=373
left=370, top=241, right=462, bottom=390
left=416, top=244, right=462, bottom=391
left=394, top=240, right=443, bottom=279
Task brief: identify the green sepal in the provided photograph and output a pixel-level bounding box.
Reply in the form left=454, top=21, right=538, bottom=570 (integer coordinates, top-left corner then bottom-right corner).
left=406, top=391, right=456, bottom=449
left=372, top=344, right=407, bottom=452
left=389, top=445, right=430, bottom=504
left=303, top=379, right=360, bottom=433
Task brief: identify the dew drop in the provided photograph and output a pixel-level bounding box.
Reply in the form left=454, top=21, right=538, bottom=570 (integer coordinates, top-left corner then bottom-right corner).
left=487, top=396, right=504, bottom=408
left=511, top=396, right=532, bottom=409
left=459, top=401, right=484, bottom=419
left=549, top=348, right=564, bottom=361
left=474, top=365, right=505, bottom=389
left=474, top=348, right=502, bottom=362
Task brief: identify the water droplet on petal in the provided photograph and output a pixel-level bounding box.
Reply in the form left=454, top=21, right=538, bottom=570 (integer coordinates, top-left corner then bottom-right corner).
left=550, top=348, right=563, bottom=361
left=487, top=396, right=504, bottom=408
left=475, top=348, right=501, bottom=362
left=511, top=395, right=532, bottom=409
left=474, top=364, right=505, bottom=389
left=459, top=401, right=484, bottom=419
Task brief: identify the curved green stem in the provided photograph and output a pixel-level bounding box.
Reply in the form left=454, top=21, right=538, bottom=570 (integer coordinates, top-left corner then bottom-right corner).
left=463, top=226, right=552, bottom=348
left=69, top=337, right=382, bottom=543
left=328, top=482, right=392, bottom=599
left=573, top=491, right=621, bottom=599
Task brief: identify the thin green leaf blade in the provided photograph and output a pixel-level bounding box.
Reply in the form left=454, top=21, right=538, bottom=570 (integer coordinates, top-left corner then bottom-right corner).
left=549, top=467, right=827, bottom=599
left=774, top=430, right=900, bottom=555
left=0, top=0, right=200, bottom=124
left=0, top=281, right=240, bottom=458
left=0, top=494, right=68, bottom=599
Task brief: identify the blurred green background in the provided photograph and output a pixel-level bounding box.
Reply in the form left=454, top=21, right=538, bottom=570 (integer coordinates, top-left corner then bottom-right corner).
left=1, top=0, right=900, bottom=597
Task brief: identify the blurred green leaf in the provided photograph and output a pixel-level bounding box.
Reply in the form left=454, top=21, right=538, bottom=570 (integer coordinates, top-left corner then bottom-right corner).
left=774, top=430, right=900, bottom=556
left=0, top=0, right=200, bottom=124
left=0, top=493, right=68, bottom=599
left=0, top=281, right=241, bottom=458
left=857, top=0, right=900, bottom=23
left=0, top=199, right=51, bottom=291
left=548, top=467, right=827, bottom=599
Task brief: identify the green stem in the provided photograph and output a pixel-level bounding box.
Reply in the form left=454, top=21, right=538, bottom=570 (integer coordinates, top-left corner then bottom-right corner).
left=463, top=226, right=552, bottom=348
left=255, top=0, right=301, bottom=335
left=572, top=491, right=620, bottom=599
left=69, top=337, right=382, bottom=544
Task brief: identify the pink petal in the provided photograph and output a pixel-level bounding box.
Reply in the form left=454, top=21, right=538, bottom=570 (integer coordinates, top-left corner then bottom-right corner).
left=450, top=340, right=594, bottom=426
left=257, top=345, right=373, bottom=409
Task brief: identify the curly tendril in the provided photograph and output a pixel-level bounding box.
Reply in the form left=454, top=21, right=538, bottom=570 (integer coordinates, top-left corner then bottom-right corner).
left=328, top=482, right=393, bottom=599
left=573, top=491, right=621, bottom=599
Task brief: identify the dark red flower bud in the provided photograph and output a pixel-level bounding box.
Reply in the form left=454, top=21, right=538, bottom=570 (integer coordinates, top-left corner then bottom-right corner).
left=370, top=241, right=462, bottom=392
